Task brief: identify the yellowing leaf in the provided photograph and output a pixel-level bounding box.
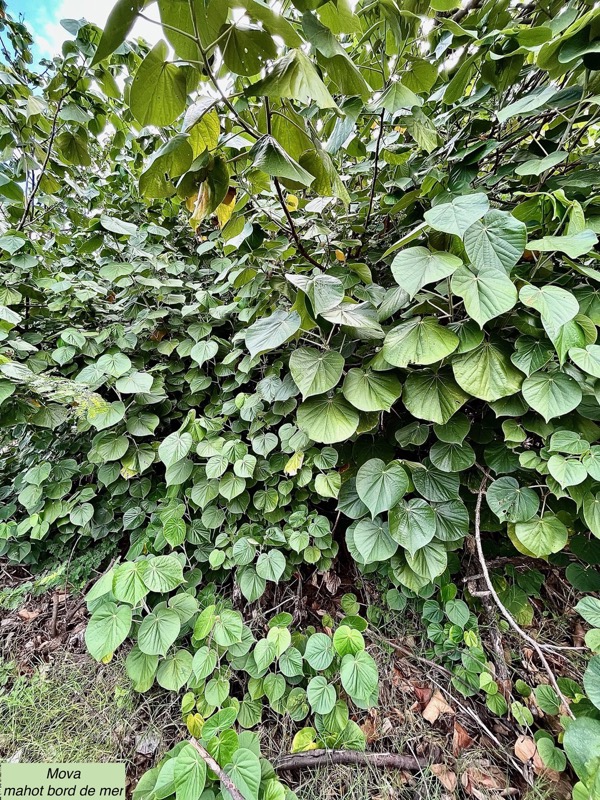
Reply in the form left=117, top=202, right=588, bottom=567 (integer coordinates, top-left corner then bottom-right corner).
left=335, top=249, right=346, bottom=262
left=285, top=451, right=304, bottom=475
left=286, top=194, right=299, bottom=211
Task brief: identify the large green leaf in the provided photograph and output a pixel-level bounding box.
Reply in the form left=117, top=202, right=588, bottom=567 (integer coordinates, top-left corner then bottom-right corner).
left=521, top=371, right=582, bottom=422
left=249, top=136, right=315, bottom=186
left=297, top=393, right=359, bottom=443
left=389, top=499, right=436, bottom=556
left=486, top=477, right=539, bottom=523
left=224, top=749, right=261, bottom=800
left=514, top=515, right=568, bottom=557
left=424, top=194, right=489, bottom=238
left=527, top=230, right=598, bottom=259
left=174, top=744, right=207, bottom=800
left=463, top=210, right=527, bottom=273
left=157, top=649, right=193, bottom=691
left=391, top=247, right=462, bottom=299
left=130, top=42, right=187, bottom=127
left=245, top=310, right=302, bottom=359
left=342, top=369, right=401, bottom=412
left=340, top=651, right=378, bottom=703
left=352, top=518, right=398, bottom=563
left=452, top=342, right=523, bottom=401
left=451, top=265, right=517, bottom=327
left=246, top=49, right=338, bottom=109
left=92, top=0, right=145, bottom=64
left=403, top=370, right=468, bottom=424
left=383, top=317, right=459, bottom=367
left=519, top=284, right=579, bottom=339
left=570, top=344, right=600, bottom=378
left=85, top=602, right=132, bottom=661
left=355, top=458, right=409, bottom=518
left=289, top=347, right=344, bottom=399
left=138, top=607, right=181, bottom=657
left=220, top=25, right=277, bottom=76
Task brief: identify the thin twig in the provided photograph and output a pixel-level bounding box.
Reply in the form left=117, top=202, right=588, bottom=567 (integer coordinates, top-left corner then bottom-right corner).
left=274, top=749, right=427, bottom=772
left=473, top=474, right=575, bottom=719
left=189, top=739, right=245, bottom=800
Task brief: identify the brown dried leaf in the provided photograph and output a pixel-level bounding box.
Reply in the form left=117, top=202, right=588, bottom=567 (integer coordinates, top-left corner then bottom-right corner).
left=452, top=721, right=474, bottom=755
left=515, top=735, right=536, bottom=763
left=431, top=763, right=457, bottom=792
left=323, top=570, right=341, bottom=595
left=17, top=609, right=40, bottom=622
left=423, top=690, right=454, bottom=724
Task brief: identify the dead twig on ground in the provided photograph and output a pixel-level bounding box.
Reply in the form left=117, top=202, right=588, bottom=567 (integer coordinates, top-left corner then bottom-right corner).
left=274, top=748, right=428, bottom=772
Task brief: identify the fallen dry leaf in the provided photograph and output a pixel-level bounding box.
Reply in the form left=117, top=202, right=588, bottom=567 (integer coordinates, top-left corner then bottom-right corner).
left=431, top=763, right=457, bottom=792
left=423, top=690, right=455, bottom=724
left=323, top=570, right=341, bottom=595
left=452, top=721, right=474, bottom=755
left=515, top=735, right=536, bottom=763
left=17, top=609, right=40, bottom=622
left=413, top=684, right=433, bottom=706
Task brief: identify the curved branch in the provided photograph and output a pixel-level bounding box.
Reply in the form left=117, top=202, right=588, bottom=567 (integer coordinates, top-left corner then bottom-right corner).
left=473, top=474, right=575, bottom=719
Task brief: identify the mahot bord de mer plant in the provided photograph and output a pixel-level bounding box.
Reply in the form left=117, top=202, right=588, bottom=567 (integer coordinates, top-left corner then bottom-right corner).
left=2, top=0, right=600, bottom=796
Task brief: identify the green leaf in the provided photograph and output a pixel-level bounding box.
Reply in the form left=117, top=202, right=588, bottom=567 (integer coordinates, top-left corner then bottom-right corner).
left=307, top=676, right=337, bottom=714
left=115, top=371, right=153, bottom=394
left=125, top=647, right=158, bottom=693
left=452, top=342, right=523, bottom=402
left=157, top=649, right=193, bottom=691
left=85, top=602, right=132, bottom=661
left=297, top=393, right=359, bottom=443
left=463, top=210, right=527, bottom=273
left=246, top=309, right=302, bottom=359
left=247, top=49, right=338, bottom=110
left=352, top=518, right=398, bottom=563
left=576, top=597, right=600, bottom=627
left=519, top=284, right=579, bottom=338
left=304, top=632, right=334, bottom=670
left=138, top=607, right=181, bottom=656
left=527, top=230, right=598, bottom=259
left=486, top=477, right=539, bottom=523
left=355, top=458, right=409, bottom=518
left=159, top=432, right=193, bottom=468
left=391, top=247, right=462, bottom=299
left=403, top=370, right=468, bottom=424
left=583, top=493, right=600, bottom=539
left=514, top=515, right=568, bottom=557
left=174, top=743, right=207, bottom=800
left=213, top=609, right=244, bottom=647
left=130, top=42, right=187, bottom=127
left=548, top=454, right=587, bottom=489
left=223, top=749, right=261, bottom=800
left=570, top=345, right=600, bottom=379
left=342, top=369, right=401, bottom=412
left=220, top=25, right=277, bottom=76
left=92, top=0, right=144, bottom=64
left=113, top=561, right=149, bottom=606
left=424, top=194, right=489, bottom=238
left=289, top=347, right=344, bottom=399
left=256, top=550, right=286, bottom=582
left=429, top=440, right=475, bottom=472
left=340, top=650, right=378, bottom=703
left=563, top=717, right=600, bottom=784
left=383, top=317, right=459, bottom=367
left=584, top=655, right=600, bottom=711
left=333, top=625, right=365, bottom=657
left=375, top=81, right=423, bottom=114
left=389, top=499, right=436, bottom=556
left=521, top=371, right=582, bottom=422
left=139, top=555, right=184, bottom=593
left=451, top=265, right=517, bottom=327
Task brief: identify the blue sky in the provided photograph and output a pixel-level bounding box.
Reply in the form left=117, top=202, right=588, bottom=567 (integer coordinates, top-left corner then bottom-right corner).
left=7, top=0, right=159, bottom=63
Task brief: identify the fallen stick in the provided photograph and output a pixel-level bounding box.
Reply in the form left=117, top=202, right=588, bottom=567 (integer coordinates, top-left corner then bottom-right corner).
left=189, top=738, right=245, bottom=800
left=274, top=749, right=428, bottom=772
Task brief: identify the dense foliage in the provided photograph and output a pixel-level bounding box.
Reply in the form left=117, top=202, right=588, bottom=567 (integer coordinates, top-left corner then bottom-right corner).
left=3, top=0, right=600, bottom=796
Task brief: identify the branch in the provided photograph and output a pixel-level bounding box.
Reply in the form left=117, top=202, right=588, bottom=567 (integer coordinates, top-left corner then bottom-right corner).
left=473, top=474, right=575, bottom=719
left=274, top=749, right=428, bottom=772
left=17, top=97, right=64, bottom=230
left=189, top=739, right=245, bottom=800
left=362, top=108, right=385, bottom=242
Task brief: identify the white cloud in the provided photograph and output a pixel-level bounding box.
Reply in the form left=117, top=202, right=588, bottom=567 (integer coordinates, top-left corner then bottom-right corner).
left=26, top=0, right=161, bottom=60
